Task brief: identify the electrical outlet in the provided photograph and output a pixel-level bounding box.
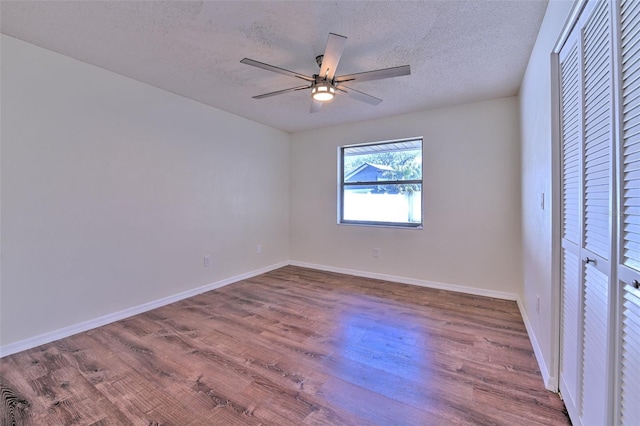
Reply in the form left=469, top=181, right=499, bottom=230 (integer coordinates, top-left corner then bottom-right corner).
left=257, top=245, right=262, bottom=254
left=373, top=248, right=381, bottom=258
left=536, top=295, right=540, bottom=313
left=204, top=255, right=212, bottom=267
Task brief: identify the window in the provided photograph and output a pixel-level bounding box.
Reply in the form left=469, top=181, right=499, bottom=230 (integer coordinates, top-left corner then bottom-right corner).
left=339, top=138, right=422, bottom=228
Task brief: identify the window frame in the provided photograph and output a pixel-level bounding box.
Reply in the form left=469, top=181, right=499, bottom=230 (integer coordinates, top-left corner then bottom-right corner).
left=338, top=137, right=423, bottom=229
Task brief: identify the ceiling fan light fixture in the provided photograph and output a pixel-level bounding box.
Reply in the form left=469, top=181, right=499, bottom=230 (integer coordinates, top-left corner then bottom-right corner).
left=311, top=83, right=335, bottom=102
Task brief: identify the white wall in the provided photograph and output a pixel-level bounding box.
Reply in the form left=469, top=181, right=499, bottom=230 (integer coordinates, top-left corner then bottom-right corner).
left=519, top=0, right=574, bottom=390
left=290, top=97, right=522, bottom=295
left=0, top=35, right=290, bottom=347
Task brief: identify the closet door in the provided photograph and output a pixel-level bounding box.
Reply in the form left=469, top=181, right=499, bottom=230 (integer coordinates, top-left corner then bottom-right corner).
left=559, top=28, right=583, bottom=423
left=617, top=0, right=640, bottom=423
left=559, top=1, right=615, bottom=424
left=579, top=1, right=614, bottom=424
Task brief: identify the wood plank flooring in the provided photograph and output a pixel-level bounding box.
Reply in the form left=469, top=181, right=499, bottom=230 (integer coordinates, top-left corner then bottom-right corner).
left=1, top=266, right=570, bottom=425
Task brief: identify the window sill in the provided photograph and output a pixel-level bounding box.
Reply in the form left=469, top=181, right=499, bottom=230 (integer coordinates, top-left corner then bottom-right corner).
left=338, top=221, right=423, bottom=230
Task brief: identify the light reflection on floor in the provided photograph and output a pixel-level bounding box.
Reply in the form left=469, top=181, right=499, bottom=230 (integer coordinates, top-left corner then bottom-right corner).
left=324, top=296, right=436, bottom=423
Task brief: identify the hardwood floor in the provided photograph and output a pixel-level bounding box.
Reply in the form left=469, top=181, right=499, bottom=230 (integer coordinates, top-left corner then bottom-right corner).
left=1, top=266, right=570, bottom=425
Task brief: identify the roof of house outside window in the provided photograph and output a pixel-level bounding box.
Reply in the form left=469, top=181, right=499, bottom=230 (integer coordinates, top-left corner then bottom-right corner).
left=345, top=163, right=394, bottom=182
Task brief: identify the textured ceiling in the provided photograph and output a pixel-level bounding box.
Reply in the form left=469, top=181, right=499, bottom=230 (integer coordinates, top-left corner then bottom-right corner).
left=1, top=1, right=548, bottom=133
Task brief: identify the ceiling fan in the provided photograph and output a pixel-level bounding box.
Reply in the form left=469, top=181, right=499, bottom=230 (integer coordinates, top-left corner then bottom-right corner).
left=240, top=33, right=411, bottom=113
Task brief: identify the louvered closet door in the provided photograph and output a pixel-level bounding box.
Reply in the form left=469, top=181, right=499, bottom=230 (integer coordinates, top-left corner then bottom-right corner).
left=580, top=1, right=614, bottom=425
left=559, top=29, right=583, bottom=423
left=559, top=1, right=615, bottom=425
left=617, top=0, right=640, bottom=423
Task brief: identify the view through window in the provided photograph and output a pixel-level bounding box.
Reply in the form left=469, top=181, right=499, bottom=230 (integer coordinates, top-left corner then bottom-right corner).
left=339, top=138, right=422, bottom=227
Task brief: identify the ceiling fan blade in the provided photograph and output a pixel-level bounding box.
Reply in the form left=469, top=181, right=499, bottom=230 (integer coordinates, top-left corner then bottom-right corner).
left=319, top=33, right=347, bottom=81
left=336, top=85, right=382, bottom=106
left=240, top=58, right=314, bottom=82
left=310, top=99, right=323, bottom=113
left=335, top=65, right=411, bottom=84
left=252, top=85, right=310, bottom=99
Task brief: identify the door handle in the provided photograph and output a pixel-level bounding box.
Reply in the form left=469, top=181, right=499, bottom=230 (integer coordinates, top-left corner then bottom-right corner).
left=584, top=257, right=596, bottom=264
left=633, top=280, right=640, bottom=290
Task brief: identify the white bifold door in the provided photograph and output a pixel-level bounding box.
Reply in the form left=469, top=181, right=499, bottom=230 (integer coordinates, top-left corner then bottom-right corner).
left=616, top=0, right=640, bottom=422
left=558, top=0, right=640, bottom=425
left=559, top=1, right=614, bottom=424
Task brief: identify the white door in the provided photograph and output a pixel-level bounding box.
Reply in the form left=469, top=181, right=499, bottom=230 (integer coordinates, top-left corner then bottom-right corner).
left=559, top=26, right=583, bottom=423
left=616, top=0, right=640, bottom=423
left=579, top=1, right=615, bottom=424
left=559, top=1, right=615, bottom=425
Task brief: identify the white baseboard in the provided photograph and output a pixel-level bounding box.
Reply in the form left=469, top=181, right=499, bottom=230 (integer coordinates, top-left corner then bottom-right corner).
left=0, top=261, right=288, bottom=358
left=289, top=260, right=519, bottom=301
left=517, top=298, right=557, bottom=391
